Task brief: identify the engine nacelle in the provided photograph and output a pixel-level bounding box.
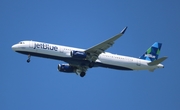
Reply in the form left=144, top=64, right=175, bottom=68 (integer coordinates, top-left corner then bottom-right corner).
left=70, top=51, right=87, bottom=59
left=57, top=64, right=74, bottom=73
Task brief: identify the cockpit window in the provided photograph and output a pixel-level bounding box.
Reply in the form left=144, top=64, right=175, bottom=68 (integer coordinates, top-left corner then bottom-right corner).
left=19, top=41, right=25, bottom=44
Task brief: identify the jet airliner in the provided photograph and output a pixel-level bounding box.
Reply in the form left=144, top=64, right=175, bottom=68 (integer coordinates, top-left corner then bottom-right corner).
left=11, top=27, right=167, bottom=77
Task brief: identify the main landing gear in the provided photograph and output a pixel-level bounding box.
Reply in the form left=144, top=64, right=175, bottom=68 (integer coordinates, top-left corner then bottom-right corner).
left=27, top=55, right=31, bottom=63
left=89, top=61, right=95, bottom=68
left=80, top=72, right=86, bottom=77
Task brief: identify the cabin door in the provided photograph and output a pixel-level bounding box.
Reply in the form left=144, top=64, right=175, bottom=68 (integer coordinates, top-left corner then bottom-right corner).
left=29, top=41, right=34, bottom=48
left=137, top=60, right=141, bottom=66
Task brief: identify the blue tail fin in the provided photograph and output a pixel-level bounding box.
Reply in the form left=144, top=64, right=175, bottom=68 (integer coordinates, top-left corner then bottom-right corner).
left=139, top=42, right=162, bottom=61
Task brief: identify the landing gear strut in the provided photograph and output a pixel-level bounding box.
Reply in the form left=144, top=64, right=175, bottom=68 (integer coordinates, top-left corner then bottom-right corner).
left=80, top=72, right=86, bottom=77
left=27, top=55, right=31, bottom=63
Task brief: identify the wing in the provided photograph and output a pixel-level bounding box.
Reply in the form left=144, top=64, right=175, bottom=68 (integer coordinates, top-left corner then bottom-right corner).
left=85, top=27, right=128, bottom=61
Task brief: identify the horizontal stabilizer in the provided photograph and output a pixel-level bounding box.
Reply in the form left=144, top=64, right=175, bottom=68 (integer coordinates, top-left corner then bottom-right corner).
left=148, top=56, right=168, bottom=66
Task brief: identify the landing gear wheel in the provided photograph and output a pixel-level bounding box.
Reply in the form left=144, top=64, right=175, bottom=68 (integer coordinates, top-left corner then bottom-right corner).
left=27, top=54, right=31, bottom=63
left=27, top=59, right=30, bottom=63
left=80, top=72, right=86, bottom=77
left=89, top=62, right=94, bottom=68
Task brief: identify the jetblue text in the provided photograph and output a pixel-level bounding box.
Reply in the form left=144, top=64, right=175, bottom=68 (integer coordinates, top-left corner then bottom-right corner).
left=34, top=43, right=58, bottom=51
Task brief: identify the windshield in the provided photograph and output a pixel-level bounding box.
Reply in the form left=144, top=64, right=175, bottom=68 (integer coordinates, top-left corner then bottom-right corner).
left=18, top=41, right=25, bottom=44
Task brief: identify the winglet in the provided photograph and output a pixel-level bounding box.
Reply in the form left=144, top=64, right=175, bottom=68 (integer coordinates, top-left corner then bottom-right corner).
left=121, top=26, right=128, bottom=34
left=148, top=56, right=168, bottom=66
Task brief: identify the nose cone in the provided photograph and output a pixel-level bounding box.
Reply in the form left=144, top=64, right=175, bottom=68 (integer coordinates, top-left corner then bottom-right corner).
left=12, top=44, right=18, bottom=51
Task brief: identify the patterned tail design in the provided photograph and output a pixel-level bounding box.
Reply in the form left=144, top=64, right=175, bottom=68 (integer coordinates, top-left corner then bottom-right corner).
left=139, top=42, right=162, bottom=61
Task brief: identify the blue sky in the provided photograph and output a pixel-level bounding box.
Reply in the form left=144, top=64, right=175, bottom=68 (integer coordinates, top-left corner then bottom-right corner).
left=0, top=0, right=180, bottom=110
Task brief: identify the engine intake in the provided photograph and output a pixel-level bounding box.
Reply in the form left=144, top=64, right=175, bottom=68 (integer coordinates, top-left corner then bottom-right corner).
left=57, top=64, right=74, bottom=73
left=70, top=51, right=87, bottom=59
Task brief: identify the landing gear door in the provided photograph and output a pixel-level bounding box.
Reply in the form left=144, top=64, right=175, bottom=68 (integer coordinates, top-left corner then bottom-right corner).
left=29, top=41, right=34, bottom=48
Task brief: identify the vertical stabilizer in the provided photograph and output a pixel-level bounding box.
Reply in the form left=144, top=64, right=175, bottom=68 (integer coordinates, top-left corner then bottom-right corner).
left=139, top=42, right=162, bottom=61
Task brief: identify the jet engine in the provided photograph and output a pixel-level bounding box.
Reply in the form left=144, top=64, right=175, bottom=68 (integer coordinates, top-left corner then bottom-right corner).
left=70, top=50, right=87, bottom=59
left=57, top=64, right=74, bottom=73
left=57, top=64, right=87, bottom=77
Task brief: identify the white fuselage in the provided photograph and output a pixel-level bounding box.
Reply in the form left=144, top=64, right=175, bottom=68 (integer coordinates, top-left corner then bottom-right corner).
left=12, top=41, right=164, bottom=71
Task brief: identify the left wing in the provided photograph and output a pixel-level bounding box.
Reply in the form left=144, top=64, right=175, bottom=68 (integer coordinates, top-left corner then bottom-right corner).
left=85, top=27, right=127, bottom=62
left=63, top=27, right=127, bottom=77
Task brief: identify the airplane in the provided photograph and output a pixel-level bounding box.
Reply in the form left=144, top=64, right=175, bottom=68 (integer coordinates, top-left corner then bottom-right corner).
left=11, top=27, right=167, bottom=77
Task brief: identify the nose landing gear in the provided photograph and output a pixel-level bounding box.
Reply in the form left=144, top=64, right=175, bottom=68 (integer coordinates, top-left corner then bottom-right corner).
left=27, top=55, right=31, bottom=63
